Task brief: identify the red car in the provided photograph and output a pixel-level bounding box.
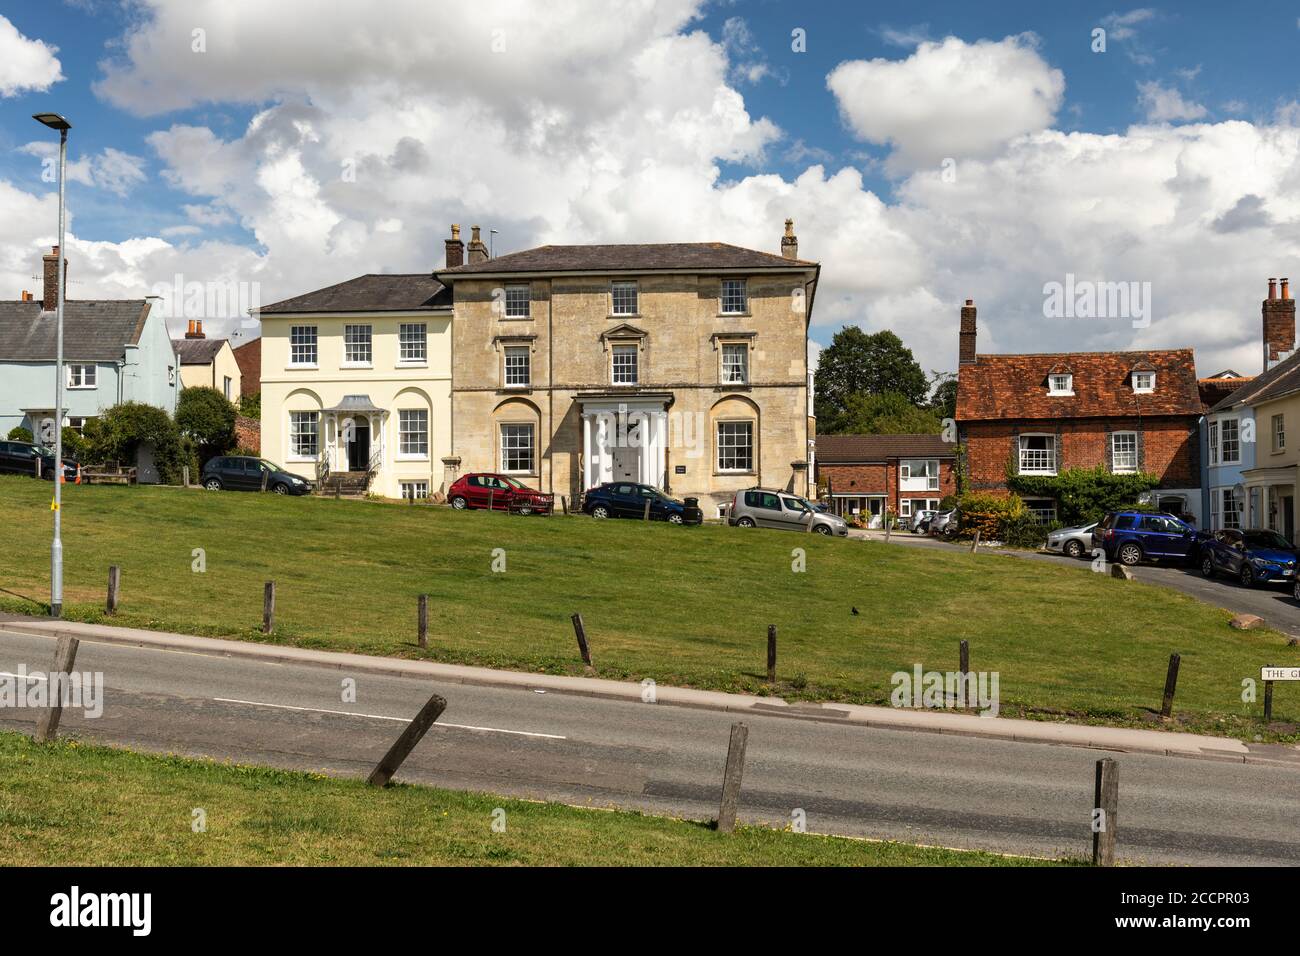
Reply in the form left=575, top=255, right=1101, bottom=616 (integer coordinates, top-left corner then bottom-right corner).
left=447, top=473, right=554, bottom=514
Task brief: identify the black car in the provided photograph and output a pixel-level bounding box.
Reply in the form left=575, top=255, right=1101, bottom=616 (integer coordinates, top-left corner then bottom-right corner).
left=201, top=456, right=313, bottom=495
left=0, top=440, right=78, bottom=482
left=581, top=482, right=703, bottom=524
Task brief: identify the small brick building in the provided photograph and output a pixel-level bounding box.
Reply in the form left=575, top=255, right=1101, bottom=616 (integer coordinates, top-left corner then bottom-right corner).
left=814, top=433, right=957, bottom=525
left=954, top=299, right=1204, bottom=523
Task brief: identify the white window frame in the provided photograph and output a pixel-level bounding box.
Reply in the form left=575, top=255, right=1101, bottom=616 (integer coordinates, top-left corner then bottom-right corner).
left=400, top=481, right=429, bottom=501
left=504, top=284, right=531, bottom=319
left=499, top=423, right=535, bottom=474
left=1208, top=420, right=1220, bottom=466
left=399, top=323, right=428, bottom=365
left=1025, top=498, right=1058, bottom=524
left=1220, top=417, right=1240, bottom=465
left=397, top=409, right=429, bottom=460
left=288, top=411, right=320, bottom=461
left=720, top=279, right=748, bottom=315
left=1274, top=413, right=1286, bottom=452
left=721, top=342, right=749, bottom=385
left=1047, top=374, right=1073, bottom=396
left=611, top=344, right=639, bottom=385
left=343, top=324, right=373, bottom=367
left=1132, top=371, right=1155, bottom=393
left=66, top=416, right=93, bottom=435
left=289, top=325, right=318, bottom=367
left=611, top=281, right=638, bottom=316
left=716, top=420, right=755, bottom=473
left=503, top=346, right=531, bottom=387
left=67, top=364, right=97, bottom=389
left=899, top=499, right=913, bottom=518
left=1110, top=431, right=1138, bottom=474
left=1221, top=487, right=1241, bottom=530
left=1018, top=434, right=1056, bottom=475
left=901, top=458, right=939, bottom=490
left=223, top=376, right=232, bottom=400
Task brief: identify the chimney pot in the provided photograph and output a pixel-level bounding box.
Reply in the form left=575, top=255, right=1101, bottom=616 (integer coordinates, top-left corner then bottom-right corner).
left=1269, top=278, right=1278, bottom=300
left=1283, top=278, right=1291, bottom=300
left=1263, top=280, right=1296, bottom=371
left=444, top=223, right=465, bottom=269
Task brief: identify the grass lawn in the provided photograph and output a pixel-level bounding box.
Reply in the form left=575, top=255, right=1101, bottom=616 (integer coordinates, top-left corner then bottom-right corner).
left=0, top=477, right=1295, bottom=740
left=0, top=732, right=1055, bottom=866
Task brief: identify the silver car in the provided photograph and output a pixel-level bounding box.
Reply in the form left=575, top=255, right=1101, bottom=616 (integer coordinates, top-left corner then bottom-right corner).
left=909, top=509, right=938, bottom=533
left=1045, top=521, right=1098, bottom=559
left=728, top=487, right=849, bottom=536
left=928, top=509, right=958, bottom=537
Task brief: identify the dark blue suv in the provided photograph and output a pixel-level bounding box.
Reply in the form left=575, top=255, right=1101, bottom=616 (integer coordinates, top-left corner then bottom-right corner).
left=1094, top=511, right=1201, bottom=566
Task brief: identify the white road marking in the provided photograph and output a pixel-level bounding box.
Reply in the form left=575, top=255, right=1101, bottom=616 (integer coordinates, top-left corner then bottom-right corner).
left=211, top=697, right=566, bottom=739
left=0, top=671, right=45, bottom=681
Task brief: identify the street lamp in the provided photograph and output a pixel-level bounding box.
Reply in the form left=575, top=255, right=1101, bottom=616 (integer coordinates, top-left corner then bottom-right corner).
left=34, top=112, right=70, bottom=618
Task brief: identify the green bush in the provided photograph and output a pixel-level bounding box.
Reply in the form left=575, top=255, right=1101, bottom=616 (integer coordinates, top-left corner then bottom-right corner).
left=83, top=403, right=192, bottom=484
left=1006, top=466, right=1159, bottom=526
left=60, top=427, right=84, bottom=460
left=239, top=391, right=261, bottom=420
left=6, top=426, right=33, bottom=443
left=176, top=386, right=237, bottom=465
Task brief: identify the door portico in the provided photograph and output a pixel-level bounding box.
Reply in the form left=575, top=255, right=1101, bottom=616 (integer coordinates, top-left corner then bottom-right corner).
left=579, top=394, right=670, bottom=491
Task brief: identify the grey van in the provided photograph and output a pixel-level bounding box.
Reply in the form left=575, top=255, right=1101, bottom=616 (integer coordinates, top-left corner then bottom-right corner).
left=727, top=487, right=849, bottom=536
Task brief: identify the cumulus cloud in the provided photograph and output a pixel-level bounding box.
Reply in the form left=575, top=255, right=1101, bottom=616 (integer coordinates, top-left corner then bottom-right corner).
left=17, top=143, right=148, bottom=197
left=1138, top=81, right=1208, bottom=123
left=826, top=35, right=1065, bottom=173
left=0, top=15, right=63, bottom=97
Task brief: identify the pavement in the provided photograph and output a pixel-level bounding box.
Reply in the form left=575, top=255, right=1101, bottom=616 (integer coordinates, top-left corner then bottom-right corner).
left=4, top=616, right=1300, bottom=865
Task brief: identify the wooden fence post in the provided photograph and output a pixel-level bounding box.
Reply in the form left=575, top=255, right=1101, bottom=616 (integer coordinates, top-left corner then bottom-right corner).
left=261, top=468, right=269, bottom=492
left=1264, top=663, right=1274, bottom=722
left=418, top=595, right=428, bottom=649
left=1092, top=757, right=1119, bottom=866
left=183, top=465, right=190, bottom=488
left=34, top=634, right=80, bottom=743
left=561, top=495, right=569, bottom=515
left=35, top=456, right=42, bottom=479
left=643, top=499, right=651, bottom=521
left=106, top=565, right=120, bottom=615
left=571, top=613, right=592, bottom=667
left=884, top=509, right=891, bottom=541
left=334, top=479, right=341, bottom=500
left=263, top=581, right=275, bottom=634
left=767, top=624, right=777, bottom=683
left=716, top=722, right=749, bottom=834
left=367, top=692, right=448, bottom=787
left=1160, top=653, right=1180, bottom=718
left=970, top=529, right=981, bottom=553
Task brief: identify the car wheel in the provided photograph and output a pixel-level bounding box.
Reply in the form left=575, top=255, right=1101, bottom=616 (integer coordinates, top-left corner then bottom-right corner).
left=450, top=496, right=468, bottom=510
left=1064, top=540, right=1084, bottom=559
left=736, top=516, right=756, bottom=528
left=1239, top=564, right=1255, bottom=588
left=1201, top=556, right=1215, bottom=578
left=204, top=478, right=222, bottom=491
left=519, top=505, right=533, bottom=515
left=592, top=505, right=611, bottom=519
left=667, top=513, right=683, bottom=525
left=814, top=524, right=832, bottom=536
left=273, top=483, right=289, bottom=495
left=1118, top=543, right=1142, bottom=566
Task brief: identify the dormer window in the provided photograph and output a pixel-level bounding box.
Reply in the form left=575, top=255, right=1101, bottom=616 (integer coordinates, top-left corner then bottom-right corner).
left=1132, top=371, right=1155, bottom=393
left=1048, top=373, right=1073, bottom=396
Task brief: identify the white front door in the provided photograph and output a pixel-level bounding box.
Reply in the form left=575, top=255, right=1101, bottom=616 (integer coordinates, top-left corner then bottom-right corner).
left=612, top=417, right=643, bottom=481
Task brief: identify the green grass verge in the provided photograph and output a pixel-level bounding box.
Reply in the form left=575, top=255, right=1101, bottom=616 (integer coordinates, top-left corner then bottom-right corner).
left=0, top=477, right=1295, bottom=740
left=0, top=732, right=1055, bottom=866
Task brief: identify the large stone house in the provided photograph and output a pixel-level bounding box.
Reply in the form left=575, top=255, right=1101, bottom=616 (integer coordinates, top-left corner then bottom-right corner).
left=955, top=298, right=1204, bottom=523
left=433, top=221, right=818, bottom=515
left=814, top=433, right=957, bottom=525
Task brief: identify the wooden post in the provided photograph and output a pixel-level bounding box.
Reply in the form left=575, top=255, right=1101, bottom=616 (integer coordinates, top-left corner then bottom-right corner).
left=959, top=638, right=969, bottom=676
left=958, top=638, right=971, bottom=707
left=488, top=489, right=495, bottom=512
left=1160, top=653, right=1180, bottom=718
left=766, top=624, right=777, bottom=683
left=1092, top=757, right=1119, bottom=866
left=970, top=529, right=981, bottom=553
left=367, top=692, right=448, bottom=787
left=183, top=465, right=190, bottom=488
left=34, top=634, right=80, bottom=743
left=884, top=508, right=891, bottom=541
left=106, top=565, right=120, bottom=615
left=261, top=468, right=269, bottom=492
left=1264, top=663, right=1274, bottom=722
left=263, top=581, right=275, bottom=634
left=571, top=613, right=592, bottom=667
left=643, top=499, right=651, bottom=521
left=716, top=722, right=749, bottom=834
left=418, top=595, right=428, bottom=649
left=561, top=495, right=569, bottom=515
left=35, top=456, right=41, bottom=479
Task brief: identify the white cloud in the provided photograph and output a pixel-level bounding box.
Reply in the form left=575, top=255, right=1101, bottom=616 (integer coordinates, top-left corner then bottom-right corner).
left=0, top=15, right=62, bottom=97
left=17, top=143, right=147, bottom=196
left=1138, top=81, right=1208, bottom=123
left=826, top=35, right=1065, bottom=173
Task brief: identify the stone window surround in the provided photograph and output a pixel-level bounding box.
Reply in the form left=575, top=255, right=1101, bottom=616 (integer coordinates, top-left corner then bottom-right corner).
left=711, top=331, right=756, bottom=389
left=493, top=333, right=537, bottom=392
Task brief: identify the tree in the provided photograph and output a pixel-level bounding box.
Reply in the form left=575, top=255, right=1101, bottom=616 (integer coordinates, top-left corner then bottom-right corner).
left=6, top=426, right=33, bottom=443
left=83, top=402, right=195, bottom=484
left=835, top=391, right=943, bottom=435
left=929, top=373, right=958, bottom=420
left=176, top=386, right=237, bottom=464
left=239, top=391, right=261, bottom=420
left=814, top=327, right=928, bottom=430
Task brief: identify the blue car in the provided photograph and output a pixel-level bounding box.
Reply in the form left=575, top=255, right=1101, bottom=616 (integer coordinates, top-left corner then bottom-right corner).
left=581, top=482, right=703, bottom=525
left=1199, top=528, right=1298, bottom=587
left=1093, top=510, right=1201, bottom=566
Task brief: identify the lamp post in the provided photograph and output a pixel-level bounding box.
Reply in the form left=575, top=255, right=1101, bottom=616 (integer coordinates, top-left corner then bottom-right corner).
left=33, top=112, right=70, bottom=618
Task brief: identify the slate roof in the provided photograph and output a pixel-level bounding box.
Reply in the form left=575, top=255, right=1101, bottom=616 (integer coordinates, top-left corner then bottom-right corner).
left=436, top=242, right=818, bottom=276
left=259, top=274, right=451, bottom=314
left=173, top=338, right=226, bottom=365
left=816, top=433, right=956, bottom=463
left=0, top=300, right=152, bottom=362
left=1209, top=349, right=1300, bottom=412
left=957, top=349, right=1202, bottom=422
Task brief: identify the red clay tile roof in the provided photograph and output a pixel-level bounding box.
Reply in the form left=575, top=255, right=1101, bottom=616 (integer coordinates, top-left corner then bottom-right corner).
left=816, top=433, right=955, bottom=462
left=1199, top=375, right=1253, bottom=411
left=957, top=349, right=1202, bottom=422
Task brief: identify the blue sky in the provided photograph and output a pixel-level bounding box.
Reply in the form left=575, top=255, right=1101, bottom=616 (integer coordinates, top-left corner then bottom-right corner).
left=2, top=1, right=1299, bottom=375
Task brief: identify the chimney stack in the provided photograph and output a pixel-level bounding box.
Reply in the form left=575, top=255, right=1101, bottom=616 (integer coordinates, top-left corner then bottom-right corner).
left=467, top=225, right=489, bottom=264
left=185, top=319, right=206, bottom=340
left=444, top=223, right=464, bottom=268
left=21, top=290, right=32, bottom=302
left=781, top=218, right=798, bottom=260
left=41, top=246, right=66, bottom=312
left=959, top=299, right=978, bottom=366
left=1263, top=277, right=1296, bottom=371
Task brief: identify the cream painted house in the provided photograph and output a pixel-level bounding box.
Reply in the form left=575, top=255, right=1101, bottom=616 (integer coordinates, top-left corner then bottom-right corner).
left=258, top=274, right=452, bottom=499
left=174, top=321, right=242, bottom=403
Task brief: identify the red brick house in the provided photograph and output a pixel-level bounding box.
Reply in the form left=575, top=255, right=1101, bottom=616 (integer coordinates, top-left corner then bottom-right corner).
left=955, top=299, right=1204, bottom=523
left=815, top=434, right=957, bottom=525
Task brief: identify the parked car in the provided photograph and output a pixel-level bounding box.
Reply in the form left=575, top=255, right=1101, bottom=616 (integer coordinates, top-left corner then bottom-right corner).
left=1199, top=528, right=1298, bottom=587
left=0, top=440, right=78, bottom=482
left=448, top=473, right=554, bottom=514
left=728, top=487, right=848, bottom=536
left=582, top=482, right=702, bottom=524
left=928, top=509, right=958, bottom=538
left=1093, top=510, right=1200, bottom=566
left=910, top=509, right=938, bottom=533
left=201, top=456, right=312, bottom=495
left=1044, top=521, right=1099, bottom=559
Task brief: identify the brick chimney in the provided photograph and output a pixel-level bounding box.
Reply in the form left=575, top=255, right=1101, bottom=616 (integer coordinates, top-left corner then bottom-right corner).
left=41, top=246, right=66, bottom=312
left=445, top=223, right=464, bottom=268
left=21, top=290, right=32, bottom=302
left=185, top=319, right=206, bottom=339
left=959, top=299, right=978, bottom=365
left=781, top=218, right=798, bottom=259
left=467, top=225, right=489, bottom=264
left=1263, top=277, right=1295, bottom=371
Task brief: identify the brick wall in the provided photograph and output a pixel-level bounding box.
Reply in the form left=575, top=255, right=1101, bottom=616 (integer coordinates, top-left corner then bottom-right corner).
left=818, top=459, right=957, bottom=512
left=235, top=415, right=260, bottom=454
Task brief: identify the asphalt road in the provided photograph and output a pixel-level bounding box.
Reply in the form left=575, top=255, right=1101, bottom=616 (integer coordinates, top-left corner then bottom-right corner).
left=3, top=626, right=1298, bottom=865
